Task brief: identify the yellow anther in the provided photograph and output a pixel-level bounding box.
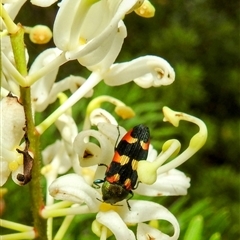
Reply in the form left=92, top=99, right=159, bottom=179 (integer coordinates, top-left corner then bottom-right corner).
left=115, top=106, right=135, bottom=119
left=135, top=0, right=155, bottom=18
left=28, top=25, right=53, bottom=44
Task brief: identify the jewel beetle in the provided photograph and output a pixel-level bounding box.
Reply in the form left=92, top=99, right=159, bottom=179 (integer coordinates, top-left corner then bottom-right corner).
left=93, top=124, right=150, bottom=210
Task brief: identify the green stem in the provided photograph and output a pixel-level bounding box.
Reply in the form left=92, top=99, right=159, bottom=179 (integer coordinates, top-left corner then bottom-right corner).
left=20, top=88, right=47, bottom=240
left=9, top=20, right=47, bottom=240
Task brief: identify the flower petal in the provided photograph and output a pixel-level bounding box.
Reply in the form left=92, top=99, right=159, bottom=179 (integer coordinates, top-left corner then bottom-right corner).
left=89, top=108, right=118, bottom=126
left=104, top=55, right=175, bottom=88
left=49, top=173, right=101, bottom=212
left=0, top=95, right=25, bottom=150
left=3, top=0, right=26, bottom=20
left=73, top=129, right=114, bottom=167
left=42, top=140, right=72, bottom=175
left=30, top=0, right=57, bottom=7
left=0, top=161, right=11, bottom=186
left=75, top=20, right=127, bottom=72
left=30, top=48, right=62, bottom=112
left=53, top=0, right=138, bottom=70
left=96, top=210, right=135, bottom=240
left=120, top=200, right=180, bottom=240
left=97, top=122, right=126, bottom=146
left=135, top=169, right=190, bottom=196
left=54, top=0, right=136, bottom=51
left=137, top=223, right=171, bottom=240
left=55, top=114, right=78, bottom=144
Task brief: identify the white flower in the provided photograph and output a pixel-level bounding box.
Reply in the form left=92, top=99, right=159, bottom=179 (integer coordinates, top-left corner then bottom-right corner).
left=53, top=0, right=142, bottom=72
left=47, top=173, right=180, bottom=240
left=0, top=94, right=26, bottom=186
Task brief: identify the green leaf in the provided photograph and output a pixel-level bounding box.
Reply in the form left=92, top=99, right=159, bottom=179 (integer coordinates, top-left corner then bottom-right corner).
left=209, top=232, right=221, bottom=240
left=183, top=215, right=203, bottom=240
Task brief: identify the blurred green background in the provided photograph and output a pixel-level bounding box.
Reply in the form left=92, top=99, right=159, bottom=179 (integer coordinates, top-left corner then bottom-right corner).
left=2, top=0, right=239, bottom=239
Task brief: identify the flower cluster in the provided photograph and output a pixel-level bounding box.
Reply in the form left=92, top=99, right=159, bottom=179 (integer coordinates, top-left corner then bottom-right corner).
left=0, top=1, right=207, bottom=240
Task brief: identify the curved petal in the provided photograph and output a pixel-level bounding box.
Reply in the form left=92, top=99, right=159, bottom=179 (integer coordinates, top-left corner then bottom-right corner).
left=55, top=114, right=78, bottom=144
left=75, top=20, right=127, bottom=72
left=53, top=0, right=94, bottom=51
left=96, top=211, right=135, bottom=240
left=103, top=55, right=175, bottom=88
left=30, top=48, right=62, bottom=112
left=49, top=173, right=101, bottom=212
left=97, top=122, right=127, bottom=146
left=42, top=140, right=72, bottom=175
left=73, top=129, right=114, bottom=167
left=135, top=169, right=190, bottom=196
left=120, top=200, right=180, bottom=240
left=137, top=223, right=171, bottom=240
left=89, top=108, right=118, bottom=126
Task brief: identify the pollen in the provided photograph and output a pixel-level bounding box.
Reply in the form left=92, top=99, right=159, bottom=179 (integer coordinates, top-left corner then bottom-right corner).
left=99, top=202, right=120, bottom=213
left=8, top=161, right=19, bottom=171
left=79, top=37, right=87, bottom=45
